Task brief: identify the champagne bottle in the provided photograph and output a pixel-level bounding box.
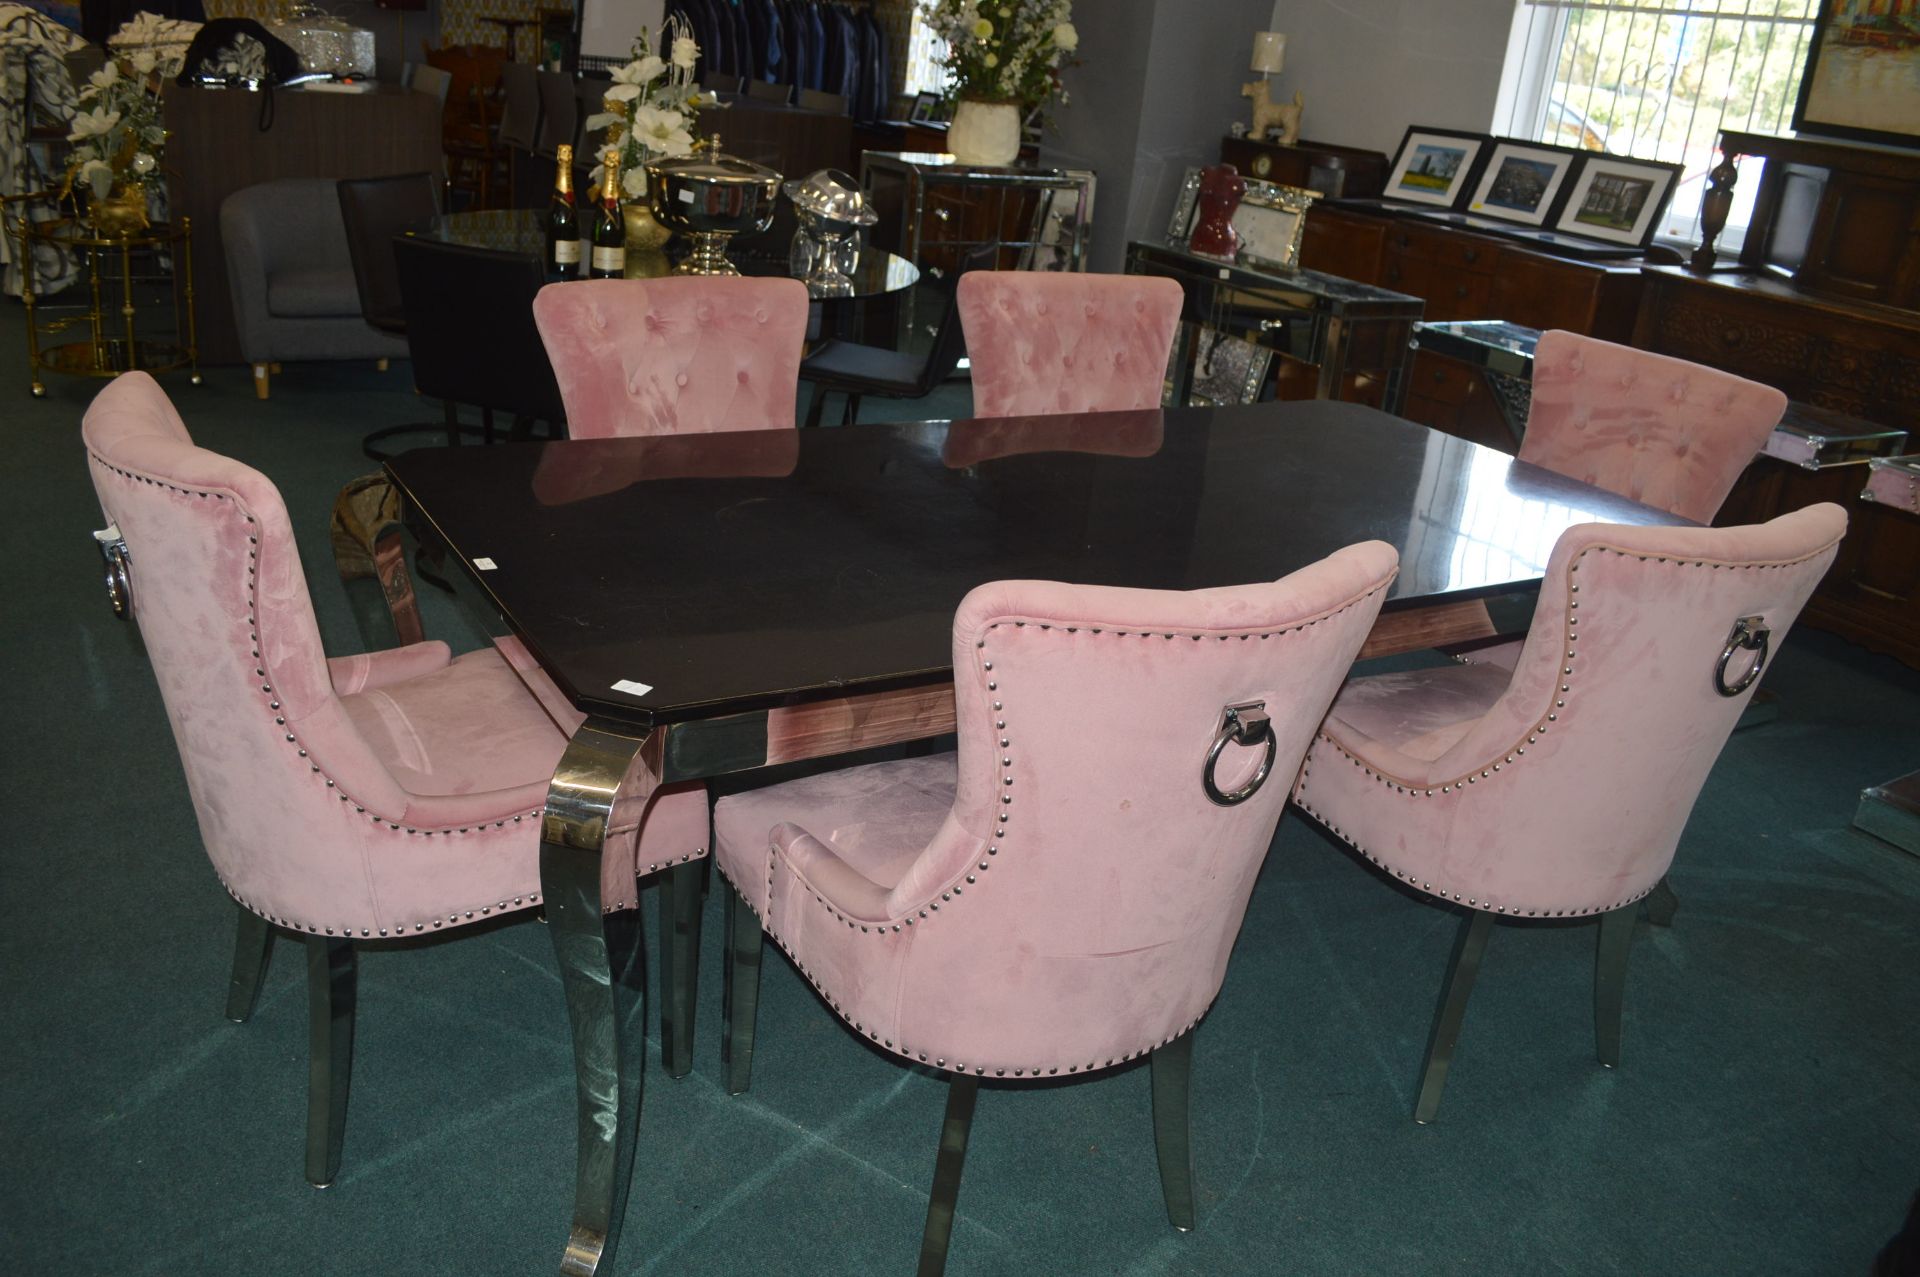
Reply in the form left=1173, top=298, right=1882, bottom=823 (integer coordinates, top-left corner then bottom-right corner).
left=545, top=142, right=580, bottom=280
left=589, top=148, right=627, bottom=280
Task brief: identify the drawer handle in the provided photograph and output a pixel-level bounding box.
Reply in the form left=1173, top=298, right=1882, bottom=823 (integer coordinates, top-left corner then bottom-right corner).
left=1463, top=248, right=1479, bottom=264
left=1455, top=285, right=1469, bottom=299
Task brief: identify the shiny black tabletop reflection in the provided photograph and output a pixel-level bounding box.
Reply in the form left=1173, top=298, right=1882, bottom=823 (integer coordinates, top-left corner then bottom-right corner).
left=385, top=400, right=1678, bottom=726
left=425, top=210, right=919, bottom=299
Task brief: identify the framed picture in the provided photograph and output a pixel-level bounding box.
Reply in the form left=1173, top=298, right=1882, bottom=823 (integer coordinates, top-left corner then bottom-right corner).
left=1230, top=181, right=1320, bottom=271
left=1551, top=154, right=1682, bottom=248
left=908, top=91, right=943, bottom=125
left=1188, top=328, right=1272, bottom=407
left=1791, top=0, right=1920, bottom=150
left=1382, top=127, right=1487, bottom=208
left=1166, top=166, right=1203, bottom=243
left=1464, top=140, right=1579, bottom=226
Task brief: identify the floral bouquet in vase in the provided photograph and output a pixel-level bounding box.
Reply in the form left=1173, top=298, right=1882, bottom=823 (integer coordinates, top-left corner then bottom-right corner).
left=66, top=49, right=170, bottom=236
left=585, top=20, right=704, bottom=250
left=921, top=0, right=1077, bottom=165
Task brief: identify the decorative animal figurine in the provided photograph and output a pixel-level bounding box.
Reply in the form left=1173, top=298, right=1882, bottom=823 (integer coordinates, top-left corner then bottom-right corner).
left=1241, top=82, right=1304, bottom=146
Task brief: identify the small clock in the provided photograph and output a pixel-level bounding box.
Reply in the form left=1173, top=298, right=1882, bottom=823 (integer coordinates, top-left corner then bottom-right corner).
left=1251, top=153, right=1273, bottom=179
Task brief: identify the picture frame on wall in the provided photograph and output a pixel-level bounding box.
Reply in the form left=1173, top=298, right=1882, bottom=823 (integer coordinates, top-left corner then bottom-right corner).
left=1791, top=0, right=1920, bottom=150
left=1166, top=166, right=1204, bottom=243
left=1464, top=140, right=1580, bottom=226
left=1231, top=181, right=1321, bottom=271
left=1380, top=126, right=1488, bottom=208
left=1550, top=154, right=1682, bottom=249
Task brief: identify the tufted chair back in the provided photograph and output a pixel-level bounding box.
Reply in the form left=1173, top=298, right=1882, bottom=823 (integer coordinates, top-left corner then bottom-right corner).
left=1520, top=330, right=1787, bottom=523
left=768, top=541, right=1398, bottom=1074
left=1300, top=505, right=1845, bottom=918
left=81, top=373, right=623, bottom=936
left=956, top=271, right=1183, bottom=419
left=532, top=276, right=809, bottom=438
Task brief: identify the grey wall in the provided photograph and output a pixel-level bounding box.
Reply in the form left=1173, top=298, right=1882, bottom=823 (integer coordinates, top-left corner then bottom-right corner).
left=1042, top=0, right=1514, bottom=271
left=1261, top=0, right=1513, bottom=154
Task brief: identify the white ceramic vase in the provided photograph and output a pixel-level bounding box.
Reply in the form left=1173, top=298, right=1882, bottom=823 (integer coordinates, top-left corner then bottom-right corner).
left=947, top=99, right=1022, bottom=166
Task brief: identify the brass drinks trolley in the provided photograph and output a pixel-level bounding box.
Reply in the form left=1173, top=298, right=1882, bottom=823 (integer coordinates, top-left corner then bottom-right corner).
left=14, top=209, right=200, bottom=397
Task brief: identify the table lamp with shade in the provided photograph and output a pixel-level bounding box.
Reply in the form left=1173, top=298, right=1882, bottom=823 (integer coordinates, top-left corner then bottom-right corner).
left=1243, top=31, right=1304, bottom=145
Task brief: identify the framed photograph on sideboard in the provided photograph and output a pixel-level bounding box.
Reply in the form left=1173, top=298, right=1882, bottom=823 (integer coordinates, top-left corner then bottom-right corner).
left=1232, top=181, right=1321, bottom=271
left=1464, top=139, right=1581, bottom=226
left=1550, top=154, right=1683, bottom=249
left=1791, top=0, right=1920, bottom=150
left=1380, top=126, right=1488, bottom=209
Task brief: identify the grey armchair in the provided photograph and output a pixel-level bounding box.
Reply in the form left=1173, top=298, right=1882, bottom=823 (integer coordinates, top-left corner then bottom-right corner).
left=219, top=179, right=409, bottom=399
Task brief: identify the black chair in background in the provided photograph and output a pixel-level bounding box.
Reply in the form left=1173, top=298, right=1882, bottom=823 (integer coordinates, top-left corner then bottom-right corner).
left=797, top=88, right=847, bottom=114
left=392, top=236, right=566, bottom=446
left=799, top=242, right=998, bottom=428
left=498, top=61, right=542, bottom=203
left=336, top=174, right=453, bottom=460
left=535, top=69, right=577, bottom=158
left=746, top=79, right=794, bottom=105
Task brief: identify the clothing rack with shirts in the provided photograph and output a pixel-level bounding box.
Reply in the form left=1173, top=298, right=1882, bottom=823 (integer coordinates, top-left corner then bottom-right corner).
left=668, top=0, right=891, bottom=122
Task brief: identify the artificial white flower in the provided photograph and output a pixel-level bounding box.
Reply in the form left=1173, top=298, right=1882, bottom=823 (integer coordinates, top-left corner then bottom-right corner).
left=67, top=106, right=121, bottom=142
left=88, top=61, right=119, bottom=91
left=1052, top=22, right=1077, bottom=51
left=971, top=17, right=993, bottom=38
left=78, top=158, right=115, bottom=198
left=631, top=104, right=694, bottom=156
left=622, top=166, right=648, bottom=199
left=605, top=82, right=641, bottom=103
left=132, top=50, right=158, bottom=74
left=131, top=151, right=156, bottom=174
left=671, top=36, right=698, bottom=70
left=585, top=111, right=623, bottom=133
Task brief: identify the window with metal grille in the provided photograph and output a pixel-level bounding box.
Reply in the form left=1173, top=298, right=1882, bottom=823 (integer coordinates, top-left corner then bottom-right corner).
left=904, top=10, right=951, bottom=96
left=1493, top=1, right=1819, bottom=250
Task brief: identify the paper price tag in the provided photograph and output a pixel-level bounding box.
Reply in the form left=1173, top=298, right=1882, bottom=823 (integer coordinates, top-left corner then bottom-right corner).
left=474, top=557, right=498, bottom=571
left=678, top=188, right=695, bottom=204
left=611, top=679, right=654, bottom=696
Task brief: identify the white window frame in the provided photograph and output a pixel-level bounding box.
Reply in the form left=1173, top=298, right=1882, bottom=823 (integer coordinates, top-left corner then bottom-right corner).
left=1491, top=1, right=1820, bottom=254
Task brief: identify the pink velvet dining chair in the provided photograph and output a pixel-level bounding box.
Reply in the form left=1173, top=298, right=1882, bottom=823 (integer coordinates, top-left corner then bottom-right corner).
left=1291, top=504, right=1846, bottom=1124
left=1456, top=331, right=1789, bottom=674
left=710, top=542, right=1400, bottom=1274
left=80, top=372, right=711, bottom=1186
left=531, top=275, right=810, bottom=437
left=955, top=271, right=1183, bottom=419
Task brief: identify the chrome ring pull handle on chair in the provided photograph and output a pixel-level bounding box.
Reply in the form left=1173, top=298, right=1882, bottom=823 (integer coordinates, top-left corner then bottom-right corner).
left=1715, top=615, right=1770, bottom=697
left=93, top=525, right=133, bottom=620
left=1203, top=700, right=1275, bottom=806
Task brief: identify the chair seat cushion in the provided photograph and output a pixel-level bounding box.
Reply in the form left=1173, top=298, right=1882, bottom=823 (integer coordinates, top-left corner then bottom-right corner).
left=799, top=339, right=924, bottom=395
left=712, top=752, right=956, bottom=907
left=267, top=268, right=363, bottom=318
left=1322, top=660, right=1512, bottom=764
left=1449, top=636, right=1523, bottom=672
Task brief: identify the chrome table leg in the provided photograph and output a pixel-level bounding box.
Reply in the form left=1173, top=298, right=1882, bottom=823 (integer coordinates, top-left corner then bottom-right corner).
left=543, top=719, right=661, bottom=1277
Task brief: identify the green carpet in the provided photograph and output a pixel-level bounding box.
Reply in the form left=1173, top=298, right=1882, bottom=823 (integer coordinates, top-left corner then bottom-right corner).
left=2, top=296, right=1916, bottom=1276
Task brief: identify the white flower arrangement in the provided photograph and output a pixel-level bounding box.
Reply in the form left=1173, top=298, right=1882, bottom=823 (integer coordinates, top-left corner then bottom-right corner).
left=65, top=50, right=170, bottom=201
left=921, top=0, right=1077, bottom=105
left=585, top=20, right=705, bottom=201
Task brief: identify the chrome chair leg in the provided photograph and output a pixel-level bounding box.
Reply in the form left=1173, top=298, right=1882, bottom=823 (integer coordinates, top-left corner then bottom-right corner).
left=657, top=860, right=706, bottom=1080
left=721, top=881, right=763, bottom=1096
left=1643, top=876, right=1679, bottom=928
left=804, top=384, right=829, bottom=429
left=1594, top=903, right=1636, bottom=1069
left=225, top=905, right=273, bottom=1023
left=1150, top=1030, right=1197, bottom=1232
left=304, top=936, right=355, bottom=1188
left=917, top=1073, right=980, bottom=1277
left=1414, top=909, right=1494, bottom=1125
left=842, top=392, right=862, bottom=426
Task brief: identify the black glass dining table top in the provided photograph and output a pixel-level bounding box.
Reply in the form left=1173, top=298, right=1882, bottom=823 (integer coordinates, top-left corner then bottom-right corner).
left=424, top=209, right=919, bottom=299
left=385, top=399, right=1678, bottom=727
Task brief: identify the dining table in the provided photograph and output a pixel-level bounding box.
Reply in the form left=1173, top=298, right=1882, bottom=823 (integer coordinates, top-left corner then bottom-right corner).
left=382, top=397, right=1682, bottom=1275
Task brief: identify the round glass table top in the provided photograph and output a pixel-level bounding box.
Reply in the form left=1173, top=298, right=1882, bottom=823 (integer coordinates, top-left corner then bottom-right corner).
left=424, top=210, right=919, bottom=300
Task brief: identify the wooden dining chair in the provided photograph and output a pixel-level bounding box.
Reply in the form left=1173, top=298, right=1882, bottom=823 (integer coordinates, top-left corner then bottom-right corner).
left=710, top=543, right=1400, bottom=1274
left=1292, top=505, right=1846, bottom=1123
